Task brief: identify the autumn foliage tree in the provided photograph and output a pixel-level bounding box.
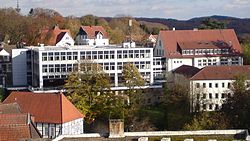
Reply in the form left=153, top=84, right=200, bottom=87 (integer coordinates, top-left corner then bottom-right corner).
left=64, top=61, right=123, bottom=123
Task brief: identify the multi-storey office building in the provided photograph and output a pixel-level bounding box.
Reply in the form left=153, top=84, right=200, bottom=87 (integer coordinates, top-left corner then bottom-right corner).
left=154, top=29, right=243, bottom=72
left=12, top=45, right=154, bottom=89
left=0, top=47, right=12, bottom=86
left=190, top=65, right=250, bottom=112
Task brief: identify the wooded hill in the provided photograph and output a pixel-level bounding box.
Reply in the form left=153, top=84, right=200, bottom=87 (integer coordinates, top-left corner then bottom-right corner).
left=135, top=15, right=250, bottom=42
left=1, top=7, right=250, bottom=46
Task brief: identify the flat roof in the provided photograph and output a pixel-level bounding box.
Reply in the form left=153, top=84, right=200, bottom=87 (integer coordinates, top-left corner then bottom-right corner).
left=26, top=45, right=153, bottom=51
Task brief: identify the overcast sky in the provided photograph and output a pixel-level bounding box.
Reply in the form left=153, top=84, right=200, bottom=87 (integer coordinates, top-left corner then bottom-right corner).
left=1, top=0, right=250, bottom=20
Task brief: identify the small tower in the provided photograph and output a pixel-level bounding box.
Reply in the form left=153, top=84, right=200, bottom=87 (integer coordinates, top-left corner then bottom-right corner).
left=15, top=0, right=21, bottom=13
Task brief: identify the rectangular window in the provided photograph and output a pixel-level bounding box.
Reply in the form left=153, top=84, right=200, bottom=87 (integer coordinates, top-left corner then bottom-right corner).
left=222, top=82, right=225, bottom=88
left=203, top=83, right=206, bottom=88
left=196, top=83, right=200, bottom=88
left=104, top=51, right=109, bottom=59
left=228, top=82, right=231, bottom=88
left=98, top=51, right=103, bottom=59
left=61, top=64, right=66, bottom=72
left=48, top=52, right=53, bottom=61
left=110, top=51, right=115, bottom=59
left=215, top=83, right=218, bottom=88
left=42, top=65, right=48, bottom=73
left=49, top=65, right=54, bottom=73
left=209, top=83, right=212, bottom=88
left=92, top=51, right=97, bottom=59
left=86, top=51, right=91, bottom=59
left=67, top=64, right=73, bottom=72
left=55, top=52, right=60, bottom=61
left=55, top=64, right=60, bottom=72
left=209, top=93, right=212, bottom=99
left=117, top=62, right=122, bottom=70
left=203, top=93, right=206, bottom=99
left=110, top=63, right=115, bottom=70
left=67, top=52, right=72, bottom=60
left=117, top=51, right=122, bottom=59
left=61, top=52, right=66, bottom=60
left=215, top=104, right=219, bottom=110
left=73, top=52, right=78, bottom=60
left=42, top=53, right=47, bottom=61
left=215, top=93, right=219, bottom=98
left=209, top=104, right=213, bottom=110
left=80, top=51, right=86, bottom=60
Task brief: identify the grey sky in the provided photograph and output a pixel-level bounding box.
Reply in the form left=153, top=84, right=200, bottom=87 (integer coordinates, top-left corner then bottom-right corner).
left=1, top=0, right=250, bottom=20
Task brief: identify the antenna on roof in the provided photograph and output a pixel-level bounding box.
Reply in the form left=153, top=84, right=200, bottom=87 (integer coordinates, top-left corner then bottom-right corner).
left=129, top=19, right=132, bottom=47
left=15, top=0, right=21, bottom=13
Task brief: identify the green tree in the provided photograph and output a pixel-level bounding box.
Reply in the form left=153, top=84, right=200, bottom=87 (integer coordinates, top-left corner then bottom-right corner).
left=221, top=74, right=250, bottom=130
left=183, top=112, right=229, bottom=130
left=163, top=73, right=192, bottom=130
left=64, top=61, right=123, bottom=123
left=122, top=63, right=145, bottom=129
left=199, top=18, right=226, bottom=29
left=80, top=15, right=96, bottom=26
left=242, top=42, right=250, bottom=65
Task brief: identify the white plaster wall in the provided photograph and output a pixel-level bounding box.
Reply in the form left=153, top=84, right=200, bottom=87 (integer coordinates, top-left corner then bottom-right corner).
left=193, top=57, right=220, bottom=69
left=62, top=118, right=84, bottom=135
left=190, top=79, right=235, bottom=111
left=167, top=58, right=193, bottom=71
left=56, top=33, right=75, bottom=46
left=85, top=39, right=109, bottom=46
left=0, top=49, right=10, bottom=56
left=12, top=49, right=28, bottom=86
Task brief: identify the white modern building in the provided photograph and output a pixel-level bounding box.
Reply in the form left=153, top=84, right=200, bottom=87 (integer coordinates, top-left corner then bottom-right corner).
left=12, top=45, right=154, bottom=89
left=189, top=65, right=250, bottom=112
left=154, top=29, right=243, bottom=72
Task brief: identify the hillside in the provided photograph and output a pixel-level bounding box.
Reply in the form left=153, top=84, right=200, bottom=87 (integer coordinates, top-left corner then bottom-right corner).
left=135, top=15, right=250, bottom=42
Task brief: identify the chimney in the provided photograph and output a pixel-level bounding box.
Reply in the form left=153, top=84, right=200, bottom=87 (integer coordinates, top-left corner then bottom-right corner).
left=109, top=119, right=124, bottom=138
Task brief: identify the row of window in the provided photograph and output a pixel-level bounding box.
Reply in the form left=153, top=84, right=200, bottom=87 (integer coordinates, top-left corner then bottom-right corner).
left=42, top=61, right=152, bottom=73
left=182, top=48, right=230, bottom=56
left=202, top=103, right=220, bottom=111
left=197, top=92, right=232, bottom=100
left=41, top=50, right=151, bottom=61
left=196, top=82, right=231, bottom=89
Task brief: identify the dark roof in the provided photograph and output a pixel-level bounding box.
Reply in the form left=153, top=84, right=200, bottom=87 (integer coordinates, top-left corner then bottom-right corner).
left=173, top=65, right=200, bottom=78
left=178, top=41, right=231, bottom=50
left=0, top=103, right=22, bottom=114
left=56, top=32, right=67, bottom=44
left=3, top=92, right=84, bottom=124
left=81, top=26, right=108, bottom=39
left=190, top=65, right=250, bottom=80
left=158, top=29, right=242, bottom=58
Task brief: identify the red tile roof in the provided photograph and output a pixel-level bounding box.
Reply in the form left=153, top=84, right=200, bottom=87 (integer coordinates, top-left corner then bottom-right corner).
left=0, top=114, right=27, bottom=125
left=173, top=65, right=200, bottom=78
left=40, top=25, right=72, bottom=46
left=81, top=26, right=108, bottom=39
left=158, top=29, right=242, bottom=58
left=0, top=114, right=41, bottom=140
left=3, top=92, right=84, bottom=124
left=190, top=65, right=250, bottom=80
left=178, top=41, right=231, bottom=50
left=0, top=103, right=22, bottom=114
